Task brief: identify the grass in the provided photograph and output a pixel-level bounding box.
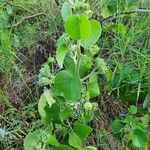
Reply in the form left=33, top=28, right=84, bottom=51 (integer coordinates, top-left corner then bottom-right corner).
left=0, top=0, right=150, bottom=149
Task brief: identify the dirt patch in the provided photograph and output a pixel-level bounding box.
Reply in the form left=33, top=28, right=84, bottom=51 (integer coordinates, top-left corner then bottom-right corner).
left=0, top=39, right=56, bottom=109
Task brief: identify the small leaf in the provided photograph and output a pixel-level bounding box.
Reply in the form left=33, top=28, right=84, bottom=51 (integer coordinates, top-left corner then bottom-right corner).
left=60, top=107, right=73, bottom=121
left=107, top=0, right=117, bottom=14
left=56, top=44, right=68, bottom=68
left=88, top=73, right=100, bottom=98
left=73, top=123, right=92, bottom=141
left=124, top=115, right=135, bottom=124
left=111, top=120, right=124, bottom=134
left=141, top=114, right=150, bottom=127
left=117, top=23, right=126, bottom=38
left=131, top=129, right=148, bottom=149
left=61, top=2, right=72, bottom=21
left=101, top=5, right=113, bottom=18
left=81, top=19, right=102, bottom=47
left=38, top=93, right=47, bottom=118
left=143, top=93, right=150, bottom=109
left=44, top=87, right=55, bottom=107
left=125, top=0, right=134, bottom=8
left=69, top=131, right=82, bottom=149
left=65, top=14, right=91, bottom=40
left=47, top=134, right=60, bottom=146
left=128, top=105, right=137, bottom=114
left=79, top=55, right=92, bottom=78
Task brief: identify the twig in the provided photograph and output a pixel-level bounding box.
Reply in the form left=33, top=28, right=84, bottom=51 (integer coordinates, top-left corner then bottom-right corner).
left=81, top=68, right=97, bottom=81
left=1, top=0, right=35, bottom=14
left=7, top=12, right=46, bottom=28
left=102, top=8, right=150, bottom=22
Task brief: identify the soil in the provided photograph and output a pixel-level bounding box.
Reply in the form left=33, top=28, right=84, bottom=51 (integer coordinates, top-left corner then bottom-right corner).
left=0, top=39, right=56, bottom=110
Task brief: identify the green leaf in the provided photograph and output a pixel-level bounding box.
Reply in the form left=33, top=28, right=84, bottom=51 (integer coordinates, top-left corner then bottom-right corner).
left=47, top=134, right=60, bottom=146
left=24, top=130, right=41, bottom=150
left=73, top=123, right=92, bottom=141
left=107, top=0, right=117, bottom=14
left=128, top=105, right=137, bottom=114
left=69, top=131, right=82, bottom=149
left=54, top=145, right=73, bottom=150
left=79, top=55, right=92, bottom=78
left=65, top=14, right=91, bottom=40
left=84, top=146, right=97, bottom=150
left=125, top=0, right=134, bottom=8
left=117, top=23, right=126, bottom=38
left=44, top=103, right=61, bottom=124
left=56, top=44, right=68, bottom=68
left=111, top=120, right=124, bottom=134
left=101, top=5, right=113, bottom=18
left=141, top=114, right=150, bottom=128
left=143, top=93, right=150, bottom=109
left=55, top=70, right=81, bottom=101
left=60, top=107, right=73, bottom=121
left=81, top=20, right=102, bottom=47
left=88, top=73, right=100, bottom=98
left=131, top=129, right=148, bottom=149
left=64, top=57, right=76, bottom=75
left=124, top=115, right=135, bottom=124
left=61, top=2, right=72, bottom=21
left=38, top=93, right=47, bottom=118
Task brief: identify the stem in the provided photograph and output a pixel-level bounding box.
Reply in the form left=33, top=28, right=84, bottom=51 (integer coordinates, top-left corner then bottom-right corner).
left=77, top=40, right=81, bottom=72
left=81, top=68, right=97, bottom=81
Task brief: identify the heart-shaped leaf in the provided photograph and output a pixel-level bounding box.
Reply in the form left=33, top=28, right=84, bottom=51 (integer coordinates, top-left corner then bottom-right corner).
left=81, top=20, right=102, bottom=47
left=65, top=14, right=91, bottom=40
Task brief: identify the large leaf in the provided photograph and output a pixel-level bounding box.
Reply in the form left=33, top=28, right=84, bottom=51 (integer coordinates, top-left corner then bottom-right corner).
left=61, top=2, right=72, bottom=21
left=81, top=20, right=102, bottom=47
left=65, top=14, right=91, bottom=40
left=131, top=129, right=148, bottom=149
left=24, top=130, right=41, bottom=150
left=73, top=123, right=92, bottom=141
left=55, top=70, right=81, bottom=101
left=88, top=73, right=100, bottom=98
left=56, top=44, right=68, bottom=68
left=69, top=131, right=82, bottom=149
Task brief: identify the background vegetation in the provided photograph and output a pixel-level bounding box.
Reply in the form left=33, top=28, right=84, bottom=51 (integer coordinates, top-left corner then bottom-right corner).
left=0, top=0, right=149, bottom=149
